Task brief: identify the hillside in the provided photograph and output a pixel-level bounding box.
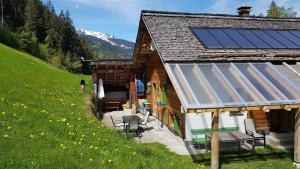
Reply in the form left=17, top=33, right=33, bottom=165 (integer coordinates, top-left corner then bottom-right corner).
left=0, top=43, right=196, bottom=169
left=77, top=30, right=134, bottom=60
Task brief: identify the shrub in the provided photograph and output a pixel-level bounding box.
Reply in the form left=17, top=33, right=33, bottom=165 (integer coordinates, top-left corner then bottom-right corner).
left=0, top=26, right=19, bottom=48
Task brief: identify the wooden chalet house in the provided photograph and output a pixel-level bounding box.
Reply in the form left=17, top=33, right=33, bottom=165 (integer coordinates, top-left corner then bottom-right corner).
left=92, top=6, right=300, bottom=168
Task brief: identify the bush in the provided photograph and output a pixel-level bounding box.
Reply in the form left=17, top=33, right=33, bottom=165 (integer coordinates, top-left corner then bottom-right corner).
left=51, top=54, right=63, bottom=68
left=0, top=26, right=19, bottom=48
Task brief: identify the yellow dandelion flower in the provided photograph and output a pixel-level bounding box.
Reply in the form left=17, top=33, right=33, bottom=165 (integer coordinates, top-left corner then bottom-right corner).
left=4, top=134, right=8, bottom=138
left=89, top=145, right=93, bottom=148
left=61, top=118, right=66, bottom=122
left=7, top=126, right=11, bottom=130
left=60, top=144, right=64, bottom=147
left=89, top=158, right=93, bottom=162
left=30, top=134, right=34, bottom=138
left=81, top=134, right=85, bottom=137
left=94, top=146, right=98, bottom=150
left=108, top=159, right=112, bottom=163
left=132, top=152, right=136, bottom=155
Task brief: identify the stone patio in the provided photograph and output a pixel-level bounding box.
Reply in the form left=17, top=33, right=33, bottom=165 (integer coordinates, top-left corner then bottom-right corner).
left=101, top=110, right=262, bottom=155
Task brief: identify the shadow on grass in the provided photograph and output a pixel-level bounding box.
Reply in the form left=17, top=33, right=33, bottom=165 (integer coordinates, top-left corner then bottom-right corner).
left=191, top=146, right=293, bottom=167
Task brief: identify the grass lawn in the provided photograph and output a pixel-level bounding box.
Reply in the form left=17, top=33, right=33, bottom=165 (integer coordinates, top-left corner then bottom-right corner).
left=0, top=43, right=296, bottom=169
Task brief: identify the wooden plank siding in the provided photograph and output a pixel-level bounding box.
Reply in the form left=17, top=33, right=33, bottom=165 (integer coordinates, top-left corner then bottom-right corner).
left=248, top=109, right=296, bottom=131
left=143, top=51, right=185, bottom=138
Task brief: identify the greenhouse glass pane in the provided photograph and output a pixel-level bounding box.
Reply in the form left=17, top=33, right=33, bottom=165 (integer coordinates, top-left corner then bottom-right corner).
left=197, top=64, right=242, bottom=104
left=253, top=63, right=300, bottom=100
left=235, top=63, right=285, bottom=101
left=216, top=63, right=264, bottom=103
left=168, top=64, right=197, bottom=105
left=179, top=64, right=219, bottom=105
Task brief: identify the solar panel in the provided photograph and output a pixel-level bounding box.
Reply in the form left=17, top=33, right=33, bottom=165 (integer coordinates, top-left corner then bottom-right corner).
left=192, top=29, right=223, bottom=48
left=251, top=30, right=286, bottom=48
left=277, top=31, right=300, bottom=47
left=222, top=29, right=256, bottom=48
left=237, top=29, right=270, bottom=48
left=207, top=29, right=240, bottom=48
left=290, top=31, right=300, bottom=39
left=191, top=28, right=300, bottom=49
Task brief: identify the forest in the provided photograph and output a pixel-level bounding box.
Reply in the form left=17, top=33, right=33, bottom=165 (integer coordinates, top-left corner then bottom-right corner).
left=0, top=0, right=93, bottom=73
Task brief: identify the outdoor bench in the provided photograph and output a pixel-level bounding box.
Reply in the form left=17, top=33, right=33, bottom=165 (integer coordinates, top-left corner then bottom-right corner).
left=191, top=127, right=239, bottom=147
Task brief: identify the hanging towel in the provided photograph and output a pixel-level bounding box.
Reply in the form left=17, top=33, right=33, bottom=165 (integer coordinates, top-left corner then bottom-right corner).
left=146, top=82, right=152, bottom=94
left=162, top=85, right=167, bottom=105
left=156, top=82, right=160, bottom=96
left=136, top=79, right=145, bottom=96
left=98, top=78, right=105, bottom=99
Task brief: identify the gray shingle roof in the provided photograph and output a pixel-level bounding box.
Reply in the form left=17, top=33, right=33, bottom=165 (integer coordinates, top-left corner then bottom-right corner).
left=141, top=10, right=300, bottom=62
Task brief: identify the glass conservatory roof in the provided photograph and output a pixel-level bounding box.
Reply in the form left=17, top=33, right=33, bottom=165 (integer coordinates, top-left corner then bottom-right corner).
left=165, top=62, right=300, bottom=111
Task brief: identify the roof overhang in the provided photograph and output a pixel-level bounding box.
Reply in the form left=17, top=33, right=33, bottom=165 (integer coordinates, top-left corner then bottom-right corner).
left=165, top=62, right=300, bottom=113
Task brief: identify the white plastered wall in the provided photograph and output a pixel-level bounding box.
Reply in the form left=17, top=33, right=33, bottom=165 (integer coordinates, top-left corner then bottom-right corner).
left=185, top=111, right=248, bottom=141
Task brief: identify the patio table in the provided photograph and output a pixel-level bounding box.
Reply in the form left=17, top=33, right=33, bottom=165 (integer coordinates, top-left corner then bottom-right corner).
left=122, top=115, right=141, bottom=123
left=205, top=131, right=255, bottom=154
left=122, top=115, right=141, bottom=133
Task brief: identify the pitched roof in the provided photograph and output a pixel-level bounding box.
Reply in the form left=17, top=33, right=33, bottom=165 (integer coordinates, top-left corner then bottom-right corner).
left=141, top=10, right=300, bottom=62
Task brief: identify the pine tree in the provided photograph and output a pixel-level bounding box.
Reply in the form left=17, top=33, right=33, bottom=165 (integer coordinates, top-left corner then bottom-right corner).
left=267, top=0, right=297, bottom=18
left=24, top=0, right=39, bottom=35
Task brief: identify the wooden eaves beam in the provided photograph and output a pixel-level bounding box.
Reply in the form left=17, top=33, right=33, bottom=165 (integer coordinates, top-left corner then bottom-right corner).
left=186, top=104, right=300, bottom=114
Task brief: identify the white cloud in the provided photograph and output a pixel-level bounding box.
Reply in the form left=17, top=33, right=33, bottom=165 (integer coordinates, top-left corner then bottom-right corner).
left=63, top=0, right=155, bottom=23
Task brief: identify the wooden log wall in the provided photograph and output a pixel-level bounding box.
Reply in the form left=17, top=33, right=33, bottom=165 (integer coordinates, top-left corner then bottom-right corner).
left=248, top=109, right=296, bottom=131
left=144, top=51, right=185, bottom=138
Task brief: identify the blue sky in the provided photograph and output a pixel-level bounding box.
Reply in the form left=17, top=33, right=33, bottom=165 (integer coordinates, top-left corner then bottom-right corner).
left=43, top=0, right=300, bottom=42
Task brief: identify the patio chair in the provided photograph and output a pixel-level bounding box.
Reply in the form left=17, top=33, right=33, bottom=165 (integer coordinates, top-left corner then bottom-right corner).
left=109, top=114, right=126, bottom=130
left=127, top=121, right=142, bottom=140
left=140, top=110, right=150, bottom=127
left=244, top=119, right=266, bottom=147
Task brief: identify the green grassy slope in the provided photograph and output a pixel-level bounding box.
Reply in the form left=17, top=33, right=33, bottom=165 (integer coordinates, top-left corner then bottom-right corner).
left=0, top=43, right=296, bottom=169
left=0, top=43, right=196, bottom=169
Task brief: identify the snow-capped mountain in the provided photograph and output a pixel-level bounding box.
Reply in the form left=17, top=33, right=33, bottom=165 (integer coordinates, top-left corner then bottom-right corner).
left=77, top=29, right=135, bottom=60
left=77, top=29, right=134, bottom=50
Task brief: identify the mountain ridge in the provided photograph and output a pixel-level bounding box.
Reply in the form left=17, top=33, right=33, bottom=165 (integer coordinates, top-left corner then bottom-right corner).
left=77, top=29, right=135, bottom=60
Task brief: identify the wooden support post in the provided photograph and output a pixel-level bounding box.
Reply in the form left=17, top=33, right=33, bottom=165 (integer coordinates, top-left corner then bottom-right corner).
left=211, top=111, right=219, bottom=169
left=294, top=109, right=300, bottom=168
